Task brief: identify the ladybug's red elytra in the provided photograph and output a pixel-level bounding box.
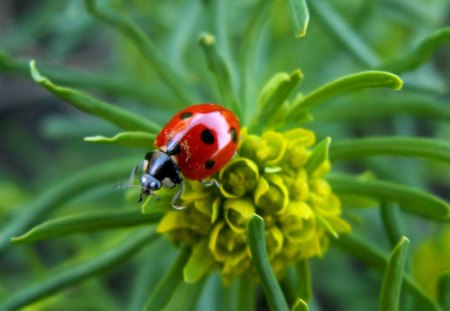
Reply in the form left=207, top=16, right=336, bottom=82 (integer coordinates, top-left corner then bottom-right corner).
left=138, top=103, right=240, bottom=209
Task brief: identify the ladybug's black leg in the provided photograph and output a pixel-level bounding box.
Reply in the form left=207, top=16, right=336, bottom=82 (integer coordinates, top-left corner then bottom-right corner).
left=171, top=180, right=186, bottom=210
left=200, top=178, right=220, bottom=188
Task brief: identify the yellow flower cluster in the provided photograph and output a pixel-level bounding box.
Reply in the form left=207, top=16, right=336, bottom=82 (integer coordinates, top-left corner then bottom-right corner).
left=157, top=128, right=350, bottom=282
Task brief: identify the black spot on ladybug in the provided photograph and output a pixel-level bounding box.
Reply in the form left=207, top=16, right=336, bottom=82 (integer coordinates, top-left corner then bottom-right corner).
left=180, top=111, right=193, bottom=120
left=230, top=127, right=237, bottom=143
left=205, top=159, right=215, bottom=169
left=201, top=129, right=215, bottom=145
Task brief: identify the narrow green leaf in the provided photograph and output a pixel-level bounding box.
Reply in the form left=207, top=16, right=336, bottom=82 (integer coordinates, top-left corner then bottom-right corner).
left=30, top=61, right=160, bottom=133
left=284, top=0, right=309, bottom=37
left=333, top=234, right=440, bottom=311
left=252, top=70, right=303, bottom=131
left=85, top=132, right=156, bottom=148
left=308, top=0, right=380, bottom=66
left=379, top=236, right=410, bottom=311
left=83, top=0, right=198, bottom=105
left=380, top=202, right=402, bottom=248
left=0, top=229, right=157, bottom=311
left=247, top=215, right=289, bottom=311
left=304, top=137, right=331, bottom=175
left=183, top=240, right=214, bottom=283
left=382, top=28, right=450, bottom=73
left=291, top=298, right=309, bottom=311
left=198, top=32, right=241, bottom=115
left=330, top=137, right=450, bottom=163
left=328, top=174, right=449, bottom=220
left=11, top=209, right=162, bottom=244
left=314, top=97, right=450, bottom=122
left=143, top=245, right=191, bottom=311
left=0, top=158, right=136, bottom=253
left=438, top=272, right=450, bottom=310
left=296, top=260, right=311, bottom=302
left=286, top=71, right=403, bottom=122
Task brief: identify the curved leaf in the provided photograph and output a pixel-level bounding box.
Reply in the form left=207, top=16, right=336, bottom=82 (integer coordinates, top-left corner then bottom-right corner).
left=379, top=236, right=410, bottom=311
left=0, top=229, right=158, bottom=311
left=304, top=137, right=331, bottom=175
left=328, top=175, right=449, bottom=220
left=12, top=209, right=162, bottom=243
left=30, top=61, right=160, bottom=133
left=0, top=158, right=136, bottom=253
left=247, top=215, right=289, bottom=311
left=286, top=71, right=402, bottom=121
left=330, top=137, right=450, bottom=163
left=85, top=132, right=156, bottom=148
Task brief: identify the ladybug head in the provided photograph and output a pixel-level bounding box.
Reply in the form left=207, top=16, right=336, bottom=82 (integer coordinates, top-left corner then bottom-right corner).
left=138, top=150, right=182, bottom=202
left=138, top=173, right=162, bottom=202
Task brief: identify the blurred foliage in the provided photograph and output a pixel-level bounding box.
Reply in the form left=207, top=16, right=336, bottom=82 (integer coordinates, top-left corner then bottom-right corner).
left=0, top=0, right=449, bottom=310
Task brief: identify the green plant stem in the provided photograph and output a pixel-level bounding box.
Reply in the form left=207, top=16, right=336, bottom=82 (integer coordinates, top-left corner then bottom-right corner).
left=143, top=245, right=191, bottom=311
left=333, top=234, right=440, bottom=311
left=296, top=260, right=312, bottom=302
left=379, top=236, right=410, bottom=311
left=380, top=202, right=402, bottom=247
left=0, top=229, right=158, bottom=311
left=0, top=158, right=135, bottom=253
left=83, top=0, right=198, bottom=105
left=247, top=215, right=289, bottom=311
left=328, top=174, right=449, bottom=220
left=12, top=209, right=163, bottom=243
left=330, top=137, right=450, bottom=163
left=308, top=0, right=380, bottom=67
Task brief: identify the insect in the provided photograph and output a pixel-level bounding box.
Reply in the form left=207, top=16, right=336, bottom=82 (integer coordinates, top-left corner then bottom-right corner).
left=138, top=103, right=240, bottom=209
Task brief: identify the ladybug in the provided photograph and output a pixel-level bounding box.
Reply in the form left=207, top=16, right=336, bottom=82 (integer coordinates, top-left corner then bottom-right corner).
left=138, top=103, right=240, bottom=208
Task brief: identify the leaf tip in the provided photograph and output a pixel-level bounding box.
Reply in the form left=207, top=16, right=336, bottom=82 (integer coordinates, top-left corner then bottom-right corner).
left=29, top=60, right=47, bottom=83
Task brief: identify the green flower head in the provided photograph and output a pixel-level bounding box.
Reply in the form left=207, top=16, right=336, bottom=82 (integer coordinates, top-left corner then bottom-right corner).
left=156, top=127, right=350, bottom=281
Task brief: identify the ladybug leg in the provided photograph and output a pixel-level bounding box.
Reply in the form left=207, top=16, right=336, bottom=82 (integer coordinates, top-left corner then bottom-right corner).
left=200, top=178, right=220, bottom=188
left=171, top=180, right=186, bottom=210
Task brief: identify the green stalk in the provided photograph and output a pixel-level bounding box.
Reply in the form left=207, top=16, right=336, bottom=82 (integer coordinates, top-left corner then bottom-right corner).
left=380, top=202, right=402, bottom=247
left=379, top=237, right=410, bottom=311
left=247, top=215, right=289, bottom=311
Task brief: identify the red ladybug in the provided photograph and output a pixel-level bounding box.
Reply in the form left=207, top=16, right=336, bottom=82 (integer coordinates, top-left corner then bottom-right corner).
left=139, top=103, right=240, bottom=208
